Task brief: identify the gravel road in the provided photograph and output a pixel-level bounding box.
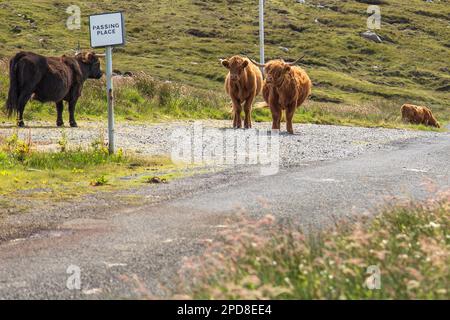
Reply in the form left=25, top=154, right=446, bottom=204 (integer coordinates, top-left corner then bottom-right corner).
left=0, top=121, right=448, bottom=299
left=0, top=120, right=443, bottom=166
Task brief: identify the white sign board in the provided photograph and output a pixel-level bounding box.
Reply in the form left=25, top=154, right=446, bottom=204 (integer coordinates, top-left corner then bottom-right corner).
left=89, top=12, right=125, bottom=48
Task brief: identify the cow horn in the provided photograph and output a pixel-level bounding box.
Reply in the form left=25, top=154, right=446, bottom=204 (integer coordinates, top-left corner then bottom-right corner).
left=95, top=53, right=106, bottom=58
left=286, top=55, right=305, bottom=66
left=248, top=58, right=266, bottom=68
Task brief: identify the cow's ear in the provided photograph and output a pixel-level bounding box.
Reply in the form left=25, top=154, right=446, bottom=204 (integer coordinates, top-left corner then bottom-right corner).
left=221, top=59, right=230, bottom=69
left=242, top=60, right=249, bottom=68
left=284, top=65, right=291, bottom=73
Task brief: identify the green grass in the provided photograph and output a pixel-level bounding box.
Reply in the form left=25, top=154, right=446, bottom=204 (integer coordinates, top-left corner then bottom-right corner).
left=0, top=59, right=231, bottom=123
left=0, top=132, right=177, bottom=200
left=180, top=195, right=450, bottom=299
left=0, top=57, right=445, bottom=131
left=0, top=0, right=449, bottom=128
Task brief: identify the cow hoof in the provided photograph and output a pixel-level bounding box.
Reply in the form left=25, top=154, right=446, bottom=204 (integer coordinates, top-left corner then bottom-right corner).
left=57, top=122, right=64, bottom=127
left=70, top=122, right=78, bottom=128
left=17, top=121, right=25, bottom=128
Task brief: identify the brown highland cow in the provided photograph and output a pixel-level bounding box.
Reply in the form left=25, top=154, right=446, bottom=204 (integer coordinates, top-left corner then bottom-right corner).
left=401, top=104, right=440, bottom=128
left=251, top=58, right=312, bottom=134
left=221, top=55, right=263, bottom=129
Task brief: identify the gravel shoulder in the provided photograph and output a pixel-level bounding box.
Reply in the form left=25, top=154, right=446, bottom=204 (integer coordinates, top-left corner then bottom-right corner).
left=0, top=120, right=443, bottom=165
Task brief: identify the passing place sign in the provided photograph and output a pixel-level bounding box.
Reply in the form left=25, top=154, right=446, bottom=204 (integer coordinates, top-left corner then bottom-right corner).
left=89, top=12, right=125, bottom=48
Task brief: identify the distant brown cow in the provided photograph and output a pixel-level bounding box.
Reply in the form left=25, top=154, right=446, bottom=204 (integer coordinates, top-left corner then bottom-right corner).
left=5, top=51, right=103, bottom=127
left=251, top=58, right=312, bottom=134
left=401, top=104, right=440, bottom=128
left=221, top=55, right=263, bottom=129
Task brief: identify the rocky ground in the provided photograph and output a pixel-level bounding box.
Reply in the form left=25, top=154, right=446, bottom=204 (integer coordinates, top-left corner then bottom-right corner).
left=0, top=120, right=443, bottom=167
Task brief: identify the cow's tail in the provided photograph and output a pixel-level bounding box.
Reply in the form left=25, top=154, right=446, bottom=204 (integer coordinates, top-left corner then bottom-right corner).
left=5, top=52, right=26, bottom=117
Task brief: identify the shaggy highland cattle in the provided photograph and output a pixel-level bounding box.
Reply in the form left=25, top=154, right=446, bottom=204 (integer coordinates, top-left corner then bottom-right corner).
left=251, top=58, right=312, bottom=134
left=221, top=55, right=263, bottom=129
left=5, top=51, right=103, bottom=127
left=401, top=104, right=440, bottom=128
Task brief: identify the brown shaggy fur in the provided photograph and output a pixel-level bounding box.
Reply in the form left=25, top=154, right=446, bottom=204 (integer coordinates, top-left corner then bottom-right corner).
left=222, top=55, right=263, bottom=128
left=261, top=60, right=312, bottom=134
left=401, top=104, right=440, bottom=128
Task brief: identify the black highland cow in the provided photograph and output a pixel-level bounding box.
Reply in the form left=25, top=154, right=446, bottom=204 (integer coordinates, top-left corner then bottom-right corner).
left=5, top=51, right=103, bottom=127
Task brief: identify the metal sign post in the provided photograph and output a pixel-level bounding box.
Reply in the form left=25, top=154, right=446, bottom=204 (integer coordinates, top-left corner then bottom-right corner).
left=89, top=12, right=125, bottom=154
left=259, top=0, right=265, bottom=70
left=105, top=46, right=115, bottom=154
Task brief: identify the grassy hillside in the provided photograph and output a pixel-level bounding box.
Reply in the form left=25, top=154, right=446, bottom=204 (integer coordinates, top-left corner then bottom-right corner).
left=0, top=0, right=449, bottom=125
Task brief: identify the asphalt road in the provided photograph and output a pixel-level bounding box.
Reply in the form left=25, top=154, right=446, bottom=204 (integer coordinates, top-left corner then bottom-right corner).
left=0, top=128, right=448, bottom=299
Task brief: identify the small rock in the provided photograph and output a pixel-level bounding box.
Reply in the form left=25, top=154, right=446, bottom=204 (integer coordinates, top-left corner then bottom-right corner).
left=10, top=25, right=22, bottom=34
left=145, top=177, right=168, bottom=184
left=38, top=38, right=47, bottom=47
left=361, top=30, right=382, bottom=43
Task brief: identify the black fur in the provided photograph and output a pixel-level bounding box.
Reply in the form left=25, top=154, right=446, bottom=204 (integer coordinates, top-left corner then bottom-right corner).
left=5, top=51, right=103, bottom=127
